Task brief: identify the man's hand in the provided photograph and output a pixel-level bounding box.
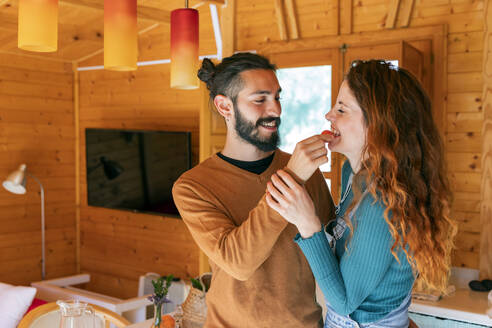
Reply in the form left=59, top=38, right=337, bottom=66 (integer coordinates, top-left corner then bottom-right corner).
left=286, top=134, right=333, bottom=183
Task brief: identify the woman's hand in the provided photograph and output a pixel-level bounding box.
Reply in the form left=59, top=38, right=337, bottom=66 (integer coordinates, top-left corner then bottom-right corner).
left=286, top=134, right=333, bottom=183
left=266, top=169, right=322, bottom=238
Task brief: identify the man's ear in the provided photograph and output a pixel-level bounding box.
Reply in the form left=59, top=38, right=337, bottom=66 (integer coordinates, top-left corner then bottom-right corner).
left=213, top=95, right=233, bottom=121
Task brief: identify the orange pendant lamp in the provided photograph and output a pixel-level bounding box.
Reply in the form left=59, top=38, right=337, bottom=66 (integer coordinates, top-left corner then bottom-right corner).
left=170, top=0, right=199, bottom=89
left=18, top=0, right=58, bottom=52
left=104, top=0, right=137, bottom=71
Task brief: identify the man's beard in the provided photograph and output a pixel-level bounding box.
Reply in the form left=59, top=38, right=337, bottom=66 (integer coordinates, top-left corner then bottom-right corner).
left=234, top=106, right=281, bottom=152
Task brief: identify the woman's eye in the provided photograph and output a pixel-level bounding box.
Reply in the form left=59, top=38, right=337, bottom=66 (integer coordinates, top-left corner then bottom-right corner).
left=337, top=108, right=345, bottom=113
left=254, top=99, right=265, bottom=103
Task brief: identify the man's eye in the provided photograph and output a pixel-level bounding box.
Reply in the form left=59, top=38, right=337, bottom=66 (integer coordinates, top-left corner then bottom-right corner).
left=254, top=99, right=265, bottom=103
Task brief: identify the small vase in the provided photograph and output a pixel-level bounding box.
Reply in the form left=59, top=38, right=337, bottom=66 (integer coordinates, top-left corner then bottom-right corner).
left=150, top=303, right=163, bottom=328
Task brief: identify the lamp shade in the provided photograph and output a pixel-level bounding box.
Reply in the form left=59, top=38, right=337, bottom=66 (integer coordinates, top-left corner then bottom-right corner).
left=18, top=0, right=58, bottom=52
left=170, top=8, right=199, bottom=89
left=104, top=0, right=137, bottom=71
left=3, top=164, right=27, bottom=195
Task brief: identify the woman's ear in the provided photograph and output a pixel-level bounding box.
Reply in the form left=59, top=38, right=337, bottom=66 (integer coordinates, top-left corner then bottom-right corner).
left=214, top=95, right=233, bottom=121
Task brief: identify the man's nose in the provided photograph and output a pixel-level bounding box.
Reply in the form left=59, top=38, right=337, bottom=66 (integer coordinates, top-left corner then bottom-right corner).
left=268, top=99, right=281, bottom=117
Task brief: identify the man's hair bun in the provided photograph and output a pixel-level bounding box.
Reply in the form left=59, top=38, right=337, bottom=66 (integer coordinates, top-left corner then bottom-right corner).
left=197, top=58, right=216, bottom=84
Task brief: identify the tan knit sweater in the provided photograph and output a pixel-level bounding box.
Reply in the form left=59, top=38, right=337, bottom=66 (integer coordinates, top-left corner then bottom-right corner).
left=172, top=150, right=335, bottom=327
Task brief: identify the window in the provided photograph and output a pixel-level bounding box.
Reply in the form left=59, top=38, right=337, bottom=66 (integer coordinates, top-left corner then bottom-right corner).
left=277, top=65, right=333, bottom=190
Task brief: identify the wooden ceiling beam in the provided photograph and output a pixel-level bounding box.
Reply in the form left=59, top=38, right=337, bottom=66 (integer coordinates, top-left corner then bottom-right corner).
left=274, top=0, right=298, bottom=40
left=385, top=0, right=401, bottom=29
left=60, top=0, right=170, bottom=24
left=274, top=0, right=288, bottom=41
left=284, top=0, right=298, bottom=39
left=220, top=0, right=235, bottom=57
left=335, top=0, right=340, bottom=35
left=340, top=0, right=352, bottom=34
left=399, top=0, right=415, bottom=28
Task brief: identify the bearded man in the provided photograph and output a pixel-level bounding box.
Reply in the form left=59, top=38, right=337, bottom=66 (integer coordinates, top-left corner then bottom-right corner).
left=172, top=53, right=335, bottom=328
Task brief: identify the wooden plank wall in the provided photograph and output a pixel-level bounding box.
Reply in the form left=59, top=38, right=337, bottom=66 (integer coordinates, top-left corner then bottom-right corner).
left=480, top=0, right=491, bottom=279
left=0, top=53, right=76, bottom=285
left=78, top=65, right=201, bottom=299
left=234, top=0, right=484, bottom=268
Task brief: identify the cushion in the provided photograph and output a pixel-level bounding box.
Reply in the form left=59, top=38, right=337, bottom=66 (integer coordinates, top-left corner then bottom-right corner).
left=0, top=282, right=36, bottom=328
left=25, top=298, right=48, bottom=315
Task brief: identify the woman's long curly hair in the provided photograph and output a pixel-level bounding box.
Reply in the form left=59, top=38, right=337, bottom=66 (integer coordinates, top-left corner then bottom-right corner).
left=345, top=60, right=457, bottom=293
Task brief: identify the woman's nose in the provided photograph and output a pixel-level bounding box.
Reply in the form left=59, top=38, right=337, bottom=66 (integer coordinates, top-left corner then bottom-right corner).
left=325, top=110, right=334, bottom=121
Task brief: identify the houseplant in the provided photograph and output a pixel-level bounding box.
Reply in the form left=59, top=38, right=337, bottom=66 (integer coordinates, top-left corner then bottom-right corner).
left=148, top=275, right=174, bottom=328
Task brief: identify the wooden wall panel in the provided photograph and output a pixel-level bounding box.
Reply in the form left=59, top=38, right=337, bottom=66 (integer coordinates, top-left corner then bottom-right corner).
left=447, top=92, right=482, bottom=113
left=447, top=153, right=481, bottom=172
left=0, top=53, right=76, bottom=286
left=448, top=31, right=483, bottom=54
left=234, top=0, right=485, bottom=269
left=480, top=0, right=492, bottom=278
left=78, top=64, right=200, bottom=299
left=447, top=113, right=483, bottom=132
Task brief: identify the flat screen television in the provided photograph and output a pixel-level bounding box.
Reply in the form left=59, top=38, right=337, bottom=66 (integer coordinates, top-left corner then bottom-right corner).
left=85, top=128, right=192, bottom=218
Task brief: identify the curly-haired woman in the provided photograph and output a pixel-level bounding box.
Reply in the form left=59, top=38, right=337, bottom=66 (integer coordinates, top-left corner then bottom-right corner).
left=266, top=60, right=457, bottom=328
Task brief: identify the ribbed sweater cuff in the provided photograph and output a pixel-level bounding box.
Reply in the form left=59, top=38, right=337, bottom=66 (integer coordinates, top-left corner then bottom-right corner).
left=294, top=229, right=338, bottom=278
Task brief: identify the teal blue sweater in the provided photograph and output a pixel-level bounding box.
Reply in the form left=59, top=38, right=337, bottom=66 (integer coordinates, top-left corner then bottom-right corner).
left=295, top=161, right=414, bottom=323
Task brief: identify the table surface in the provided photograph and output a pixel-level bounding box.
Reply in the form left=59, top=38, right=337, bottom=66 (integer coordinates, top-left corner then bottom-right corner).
left=409, top=288, right=492, bottom=326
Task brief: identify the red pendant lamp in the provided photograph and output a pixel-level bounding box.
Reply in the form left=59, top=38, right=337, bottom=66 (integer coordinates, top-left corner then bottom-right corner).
left=18, top=0, right=58, bottom=52
left=104, top=0, right=138, bottom=71
left=170, top=0, right=199, bottom=89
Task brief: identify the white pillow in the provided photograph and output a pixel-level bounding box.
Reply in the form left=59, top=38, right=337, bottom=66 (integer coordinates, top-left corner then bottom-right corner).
left=0, top=282, right=36, bottom=328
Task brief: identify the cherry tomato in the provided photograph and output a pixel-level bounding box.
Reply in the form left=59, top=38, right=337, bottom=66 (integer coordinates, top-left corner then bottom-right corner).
left=321, top=130, right=334, bottom=136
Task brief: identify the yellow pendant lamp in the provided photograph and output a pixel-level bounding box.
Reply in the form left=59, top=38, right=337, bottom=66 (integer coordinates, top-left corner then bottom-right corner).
left=170, top=0, right=199, bottom=89
left=18, top=0, right=58, bottom=52
left=104, top=0, right=137, bottom=71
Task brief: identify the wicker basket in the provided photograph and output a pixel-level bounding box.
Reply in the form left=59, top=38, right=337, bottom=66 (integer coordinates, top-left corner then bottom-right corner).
left=181, top=273, right=211, bottom=328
